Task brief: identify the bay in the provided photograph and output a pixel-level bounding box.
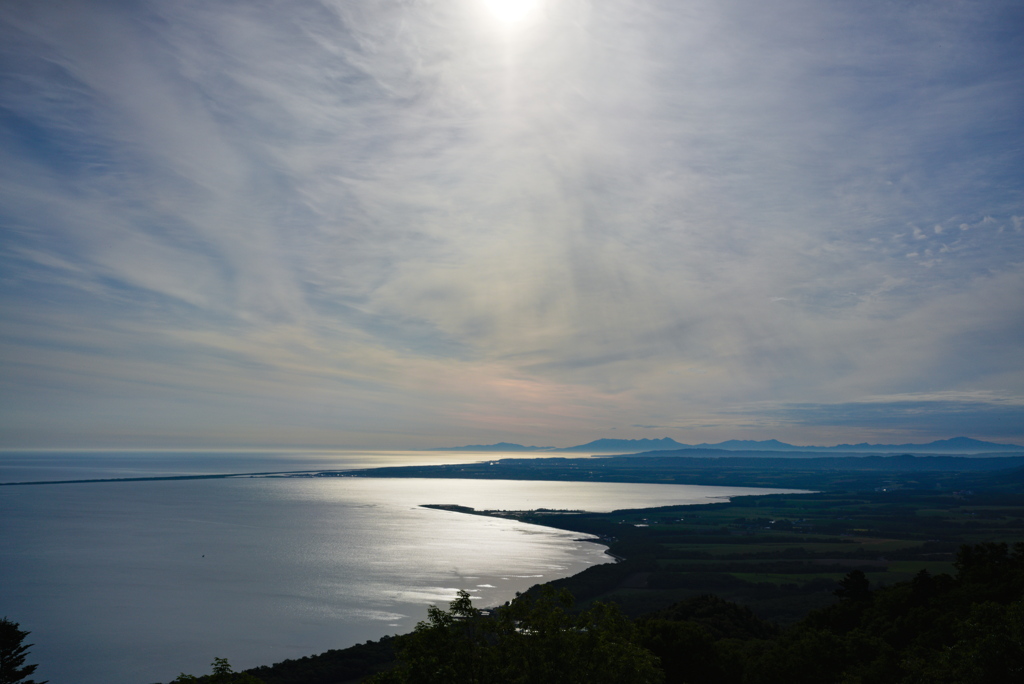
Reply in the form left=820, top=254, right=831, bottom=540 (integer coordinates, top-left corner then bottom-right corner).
left=0, top=451, right=804, bottom=684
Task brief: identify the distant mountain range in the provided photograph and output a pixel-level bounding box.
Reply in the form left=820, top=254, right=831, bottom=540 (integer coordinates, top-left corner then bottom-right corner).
left=433, top=436, right=1022, bottom=454
left=429, top=442, right=554, bottom=452
left=551, top=438, right=688, bottom=452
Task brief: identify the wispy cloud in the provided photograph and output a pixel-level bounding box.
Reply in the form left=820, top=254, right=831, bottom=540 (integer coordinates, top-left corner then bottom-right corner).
left=1, top=0, right=1022, bottom=447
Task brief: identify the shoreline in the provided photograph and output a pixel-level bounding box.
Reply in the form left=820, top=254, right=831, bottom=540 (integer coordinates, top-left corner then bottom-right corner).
left=13, top=452, right=1024, bottom=682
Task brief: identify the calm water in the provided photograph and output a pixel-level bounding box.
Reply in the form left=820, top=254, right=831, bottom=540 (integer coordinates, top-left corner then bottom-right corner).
left=0, top=451, right=804, bottom=684
left=0, top=449, right=509, bottom=483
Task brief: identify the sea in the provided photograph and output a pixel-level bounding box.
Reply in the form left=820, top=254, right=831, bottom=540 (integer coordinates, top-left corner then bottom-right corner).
left=0, top=450, right=804, bottom=684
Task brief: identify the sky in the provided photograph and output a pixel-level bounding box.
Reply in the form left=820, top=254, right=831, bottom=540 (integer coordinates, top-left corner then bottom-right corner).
left=1, top=0, right=1022, bottom=449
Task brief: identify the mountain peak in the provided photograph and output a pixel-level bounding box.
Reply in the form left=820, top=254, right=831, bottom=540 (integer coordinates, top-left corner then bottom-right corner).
left=551, top=437, right=685, bottom=452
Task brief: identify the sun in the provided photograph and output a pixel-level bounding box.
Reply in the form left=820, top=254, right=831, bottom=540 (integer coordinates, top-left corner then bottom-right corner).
left=481, top=0, right=541, bottom=25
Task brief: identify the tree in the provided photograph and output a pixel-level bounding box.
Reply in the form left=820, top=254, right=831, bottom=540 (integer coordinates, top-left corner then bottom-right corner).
left=0, top=618, right=46, bottom=684
left=170, top=657, right=264, bottom=684
left=372, top=588, right=662, bottom=683
left=833, top=569, right=870, bottom=602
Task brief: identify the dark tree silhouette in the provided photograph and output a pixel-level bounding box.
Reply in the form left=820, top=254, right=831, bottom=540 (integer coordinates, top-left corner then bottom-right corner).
left=170, top=657, right=264, bottom=683
left=0, top=618, right=46, bottom=684
left=834, top=569, right=871, bottom=601
left=371, top=588, right=662, bottom=683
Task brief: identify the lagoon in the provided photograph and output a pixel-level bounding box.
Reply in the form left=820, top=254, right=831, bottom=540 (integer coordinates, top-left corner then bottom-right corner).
left=0, top=451, right=801, bottom=683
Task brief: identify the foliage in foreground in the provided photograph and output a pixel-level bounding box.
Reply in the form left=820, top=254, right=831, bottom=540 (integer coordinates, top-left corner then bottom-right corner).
left=246, top=637, right=396, bottom=684
left=246, top=542, right=1024, bottom=684
left=0, top=618, right=46, bottom=684
left=641, top=542, right=1024, bottom=683
left=369, top=587, right=663, bottom=684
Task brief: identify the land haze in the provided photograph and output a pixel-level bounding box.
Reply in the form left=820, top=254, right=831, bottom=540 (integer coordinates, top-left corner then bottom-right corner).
left=434, top=435, right=1024, bottom=454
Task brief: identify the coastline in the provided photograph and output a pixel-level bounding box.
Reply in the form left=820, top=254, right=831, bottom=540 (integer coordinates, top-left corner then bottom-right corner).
left=242, top=470, right=1024, bottom=681
left=12, top=449, right=1023, bottom=682
left=4, top=473, right=655, bottom=684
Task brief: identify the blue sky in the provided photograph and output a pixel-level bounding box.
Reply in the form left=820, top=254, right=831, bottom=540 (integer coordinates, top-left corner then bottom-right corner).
left=1, top=0, right=1022, bottom=449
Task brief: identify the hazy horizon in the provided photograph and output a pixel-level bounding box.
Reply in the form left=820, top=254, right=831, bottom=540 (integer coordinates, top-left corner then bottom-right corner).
left=2, top=433, right=1022, bottom=459
left=2, top=0, right=1022, bottom=449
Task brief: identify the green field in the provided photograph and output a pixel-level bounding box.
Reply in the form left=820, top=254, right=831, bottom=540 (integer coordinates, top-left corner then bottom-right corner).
left=440, top=485, right=1024, bottom=623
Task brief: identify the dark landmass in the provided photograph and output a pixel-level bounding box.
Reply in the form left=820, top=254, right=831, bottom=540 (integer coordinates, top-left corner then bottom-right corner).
left=236, top=490, right=1024, bottom=682
left=678, top=435, right=1024, bottom=453
left=620, top=447, right=1024, bottom=460
left=227, top=452, right=1024, bottom=683
left=457, top=484, right=1024, bottom=622
left=245, top=637, right=397, bottom=684
left=828, top=435, right=1024, bottom=452
left=313, top=452, right=1024, bottom=492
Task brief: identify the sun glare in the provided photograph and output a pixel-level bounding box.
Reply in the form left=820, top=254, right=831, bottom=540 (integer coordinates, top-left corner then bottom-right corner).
left=482, top=0, right=541, bottom=25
